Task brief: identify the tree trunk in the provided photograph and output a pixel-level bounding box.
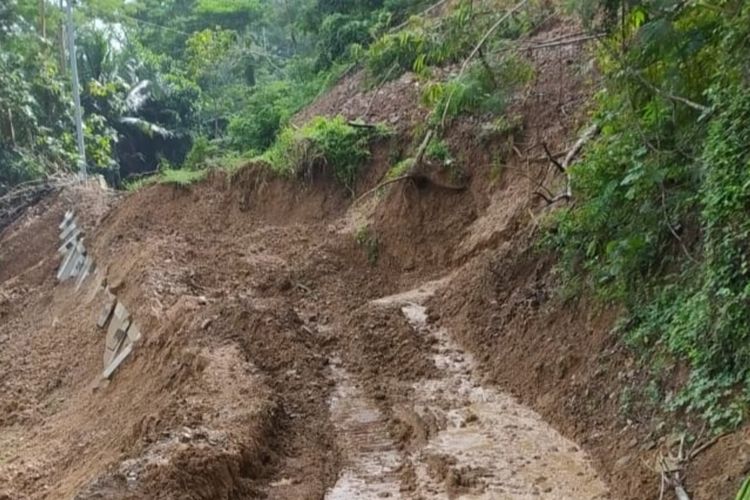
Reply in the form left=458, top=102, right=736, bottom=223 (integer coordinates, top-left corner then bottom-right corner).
left=39, top=0, right=47, bottom=39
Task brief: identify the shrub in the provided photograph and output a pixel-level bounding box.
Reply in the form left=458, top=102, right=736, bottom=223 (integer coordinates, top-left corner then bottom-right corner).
left=546, top=3, right=750, bottom=430
left=422, top=53, right=533, bottom=123
left=227, top=82, right=298, bottom=153
left=183, top=136, right=219, bottom=170
left=260, top=116, right=387, bottom=192
left=425, top=137, right=450, bottom=161
left=315, top=13, right=374, bottom=68
left=365, top=28, right=434, bottom=81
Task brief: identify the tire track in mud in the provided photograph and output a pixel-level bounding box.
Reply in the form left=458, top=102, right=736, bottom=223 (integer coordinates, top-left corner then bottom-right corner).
left=325, top=281, right=610, bottom=499
left=326, top=358, right=402, bottom=499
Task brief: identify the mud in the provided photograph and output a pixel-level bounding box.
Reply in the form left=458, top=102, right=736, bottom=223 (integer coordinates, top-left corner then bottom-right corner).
left=345, top=288, right=610, bottom=499
left=1, top=9, right=745, bottom=500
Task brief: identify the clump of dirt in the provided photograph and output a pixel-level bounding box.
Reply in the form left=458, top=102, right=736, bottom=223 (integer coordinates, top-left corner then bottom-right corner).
left=424, top=453, right=489, bottom=497
left=340, top=307, right=439, bottom=386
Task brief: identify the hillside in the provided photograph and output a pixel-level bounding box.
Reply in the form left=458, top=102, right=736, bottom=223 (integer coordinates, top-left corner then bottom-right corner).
left=2, top=0, right=750, bottom=499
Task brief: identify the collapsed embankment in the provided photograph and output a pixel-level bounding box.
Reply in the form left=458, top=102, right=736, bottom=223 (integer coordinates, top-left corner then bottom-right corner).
left=0, top=13, right=746, bottom=500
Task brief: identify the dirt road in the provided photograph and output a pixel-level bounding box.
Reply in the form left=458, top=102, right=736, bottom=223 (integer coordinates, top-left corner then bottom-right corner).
left=0, top=175, right=611, bottom=499
left=325, top=284, right=609, bottom=499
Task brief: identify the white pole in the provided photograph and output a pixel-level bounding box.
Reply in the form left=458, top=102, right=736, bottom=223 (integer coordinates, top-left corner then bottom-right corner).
left=65, top=0, right=86, bottom=178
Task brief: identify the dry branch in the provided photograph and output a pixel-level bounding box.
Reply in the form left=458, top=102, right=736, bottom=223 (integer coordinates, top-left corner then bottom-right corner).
left=523, top=33, right=605, bottom=50
left=0, top=174, right=75, bottom=233
left=440, top=0, right=531, bottom=127
left=535, top=123, right=599, bottom=204
left=352, top=175, right=414, bottom=205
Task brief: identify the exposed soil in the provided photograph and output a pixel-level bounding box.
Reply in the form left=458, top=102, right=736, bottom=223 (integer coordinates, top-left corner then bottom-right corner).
left=0, top=10, right=746, bottom=500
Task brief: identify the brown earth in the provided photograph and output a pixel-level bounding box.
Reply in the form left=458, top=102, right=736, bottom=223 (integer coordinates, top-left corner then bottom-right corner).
left=0, top=9, right=746, bottom=500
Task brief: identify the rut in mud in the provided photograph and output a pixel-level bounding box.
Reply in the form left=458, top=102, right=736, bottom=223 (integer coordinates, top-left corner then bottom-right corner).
left=323, top=283, right=609, bottom=499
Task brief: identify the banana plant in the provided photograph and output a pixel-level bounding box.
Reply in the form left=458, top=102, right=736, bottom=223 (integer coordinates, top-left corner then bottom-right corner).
left=737, top=477, right=750, bottom=500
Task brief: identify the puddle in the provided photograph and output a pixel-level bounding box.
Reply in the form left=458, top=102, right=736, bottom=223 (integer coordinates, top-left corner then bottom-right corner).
left=325, top=358, right=402, bottom=499
left=401, top=302, right=610, bottom=500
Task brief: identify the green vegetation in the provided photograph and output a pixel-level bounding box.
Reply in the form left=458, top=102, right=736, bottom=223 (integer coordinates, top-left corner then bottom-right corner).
left=548, top=0, right=750, bottom=429
left=0, top=0, right=431, bottom=191
left=364, top=0, right=544, bottom=85
left=260, top=116, right=388, bottom=193
left=0, top=0, right=547, bottom=193
left=737, top=477, right=750, bottom=500
left=422, top=53, right=533, bottom=123
left=386, top=157, right=416, bottom=180
left=424, top=137, right=452, bottom=163
left=124, top=166, right=208, bottom=191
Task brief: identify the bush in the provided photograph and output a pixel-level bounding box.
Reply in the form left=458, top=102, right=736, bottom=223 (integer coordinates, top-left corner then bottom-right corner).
left=425, top=137, right=451, bottom=162
left=183, top=136, right=219, bottom=170
left=315, top=13, right=374, bottom=68
left=422, top=53, right=533, bottom=123
left=364, top=0, right=544, bottom=84
left=547, top=3, right=750, bottom=430
left=260, top=116, right=386, bottom=192
left=227, top=82, right=297, bottom=153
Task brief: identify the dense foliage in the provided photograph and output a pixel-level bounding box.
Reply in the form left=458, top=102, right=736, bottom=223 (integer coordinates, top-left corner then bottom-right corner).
left=550, top=0, right=750, bottom=429
left=0, top=0, right=432, bottom=190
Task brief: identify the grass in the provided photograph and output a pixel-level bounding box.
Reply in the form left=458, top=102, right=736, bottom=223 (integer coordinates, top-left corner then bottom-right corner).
left=124, top=168, right=208, bottom=191
left=258, top=115, right=389, bottom=193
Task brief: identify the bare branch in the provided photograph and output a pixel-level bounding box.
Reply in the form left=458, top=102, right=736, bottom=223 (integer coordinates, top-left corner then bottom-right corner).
left=542, top=143, right=565, bottom=173
left=632, top=72, right=712, bottom=115
left=523, top=33, right=606, bottom=50
left=440, top=0, right=531, bottom=127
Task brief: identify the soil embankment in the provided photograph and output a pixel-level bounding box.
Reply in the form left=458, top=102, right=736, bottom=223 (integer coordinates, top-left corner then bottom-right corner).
left=0, top=13, right=745, bottom=500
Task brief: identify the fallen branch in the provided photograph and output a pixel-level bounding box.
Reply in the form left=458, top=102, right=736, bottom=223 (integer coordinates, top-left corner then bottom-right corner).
left=632, top=72, right=712, bottom=115
left=441, top=0, right=531, bottom=127
left=689, top=431, right=730, bottom=460
left=352, top=129, right=452, bottom=205
left=0, top=174, right=75, bottom=233
left=347, top=120, right=379, bottom=129
left=523, top=33, right=606, bottom=50
left=414, top=129, right=434, bottom=165
left=535, top=123, right=599, bottom=204
left=655, top=434, right=692, bottom=500
left=352, top=175, right=414, bottom=205
left=542, top=142, right=565, bottom=173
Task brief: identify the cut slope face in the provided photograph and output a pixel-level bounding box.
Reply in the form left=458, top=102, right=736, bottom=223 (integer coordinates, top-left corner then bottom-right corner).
left=0, top=9, right=741, bottom=500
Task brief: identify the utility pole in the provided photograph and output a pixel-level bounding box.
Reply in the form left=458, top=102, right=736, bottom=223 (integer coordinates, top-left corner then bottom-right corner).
left=65, top=0, right=87, bottom=178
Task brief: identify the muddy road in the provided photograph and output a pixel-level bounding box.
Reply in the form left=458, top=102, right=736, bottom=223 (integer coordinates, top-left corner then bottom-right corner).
left=323, top=285, right=608, bottom=499
left=0, top=179, right=611, bottom=499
